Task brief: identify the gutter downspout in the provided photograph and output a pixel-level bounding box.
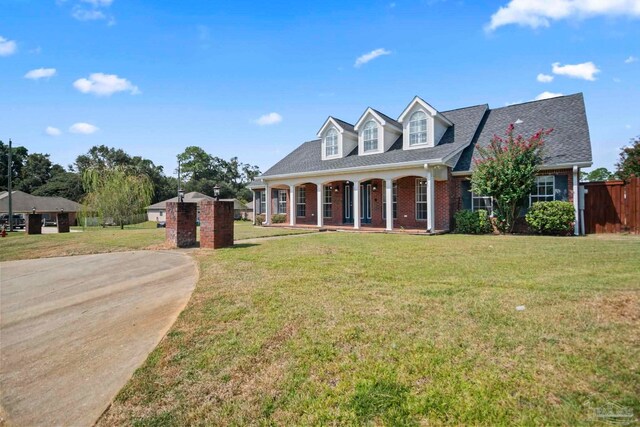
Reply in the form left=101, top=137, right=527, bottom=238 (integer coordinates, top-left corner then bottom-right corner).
left=573, top=165, right=579, bottom=236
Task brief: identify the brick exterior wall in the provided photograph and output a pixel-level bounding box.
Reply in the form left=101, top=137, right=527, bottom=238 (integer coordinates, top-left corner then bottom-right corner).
left=26, top=214, right=42, bottom=235
left=57, top=212, right=70, bottom=233
left=200, top=200, right=234, bottom=249
left=165, top=201, right=197, bottom=248
left=295, top=183, right=318, bottom=225
left=395, top=176, right=428, bottom=229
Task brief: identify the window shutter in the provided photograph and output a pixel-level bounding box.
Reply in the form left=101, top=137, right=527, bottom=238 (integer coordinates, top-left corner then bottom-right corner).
left=461, top=181, right=471, bottom=210
left=554, top=174, right=569, bottom=201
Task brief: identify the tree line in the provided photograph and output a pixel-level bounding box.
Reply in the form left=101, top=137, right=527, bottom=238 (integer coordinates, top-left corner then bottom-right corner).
left=0, top=142, right=261, bottom=204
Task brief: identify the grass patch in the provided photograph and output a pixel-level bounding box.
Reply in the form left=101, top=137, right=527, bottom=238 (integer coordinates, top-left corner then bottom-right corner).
left=0, top=221, right=315, bottom=262
left=96, top=233, right=640, bottom=425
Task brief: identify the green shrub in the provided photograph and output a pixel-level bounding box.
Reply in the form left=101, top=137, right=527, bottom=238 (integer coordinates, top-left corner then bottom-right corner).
left=454, top=209, right=493, bottom=234
left=255, top=214, right=265, bottom=226
left=271, top=214, right=286, bottom=224
left=525, top=201, right=574, bottom=235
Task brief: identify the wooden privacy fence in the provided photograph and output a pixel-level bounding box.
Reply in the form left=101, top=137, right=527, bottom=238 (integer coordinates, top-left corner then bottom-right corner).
left=583, top=177, right=640, bottom=234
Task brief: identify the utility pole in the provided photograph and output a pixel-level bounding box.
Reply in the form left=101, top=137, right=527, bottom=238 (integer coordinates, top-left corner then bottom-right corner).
left=7, top=138, right=13, bottom=232
left=177, top=159, right=181, bottom=197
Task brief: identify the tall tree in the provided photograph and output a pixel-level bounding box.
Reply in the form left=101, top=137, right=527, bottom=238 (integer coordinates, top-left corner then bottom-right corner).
left=0, top=140, right=28, bottom=191
left=82, top=166, right=154, bottom=229
left=581, top=167, right=614, bottom=182
left=616, top=136, right=640, bottom=180
left=32, top=171, right=84, bottom=202
left=16, top=153, right=55, bottom=194
left=471, top=124, right=551, bottom=233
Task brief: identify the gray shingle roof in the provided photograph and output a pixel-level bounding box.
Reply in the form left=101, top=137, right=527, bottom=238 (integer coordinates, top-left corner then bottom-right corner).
left=0, top=191, right=83, bottom=213
left=262, top=104, right=488, bottom=177
left=332, top=117, right=355, bottom=133
left=261, top=93, right=591, bottom=178
left=454, top=93, right=592, bottom=173
left=372, top=109, right=402, bottom=129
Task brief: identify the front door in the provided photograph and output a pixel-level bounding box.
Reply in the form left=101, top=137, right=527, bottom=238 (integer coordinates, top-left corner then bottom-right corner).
left=343, top=183, right=353, bottom=224
left=360, top=183, right=372, bottom=224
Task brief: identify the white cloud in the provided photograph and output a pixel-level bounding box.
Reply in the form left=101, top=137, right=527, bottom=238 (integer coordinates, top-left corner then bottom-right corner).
left=551, top=61, right=600, bottom=81
left=625, top=55, right=638, bottom=63
left=73, top=73, right=140, bottom=96
left=626, top=124, right=632, bottom=129
left=486, top=0, right=640, bottom=31
left=535, top=91, right=563, bottom=100
left=255, top=112, right=282, bottom=126
left=24, top=68, right=57, bottom=80
left=80, top=0, right=113, bottom=6
left=613, top=77, right=622, bottom=83
left=45, top=126, right=62, bottom=136
left=536, top=73, right=554, bottom=83
left=69, top=122, right=99, bottom=134
left=354, top=48, right=391, bottom=68
left=72, top=7, right=106, bottom=21
left=0, top=36, right=17, bottom=56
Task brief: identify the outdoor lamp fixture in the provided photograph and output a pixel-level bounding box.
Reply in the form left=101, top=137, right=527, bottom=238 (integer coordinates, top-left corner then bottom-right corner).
left=372, top=184, right=378, bottom=191
left=178, top=189, right=185, bottom=203
left=213, top=184, right=220, bottom=200
left=334, top=186, right=339, bottom=193
left=60, top=208, right=64, bottom=213
left=32, top=207, right=36, bottom=214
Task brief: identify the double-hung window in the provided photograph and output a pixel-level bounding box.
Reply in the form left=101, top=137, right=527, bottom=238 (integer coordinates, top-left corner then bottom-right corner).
left=363, top=120, right=378, bottom=152
left=259, top=191, right=266, bottom=214
left=277, top=190, right=287, bottom=214
left=325, top=128, right=338, bottom=157
left=416, top=179, right=428, bottom=220
left=472, top=192, right=493, bottom=215
left=530, top=175, right=555, bottom=205
left=296, top=187, right=306, bottom=217
left=409, top=111, right=427, bottom=146
left=323, top=186, right=332, bottom=218
left=382, top=183, right=398, bottom=219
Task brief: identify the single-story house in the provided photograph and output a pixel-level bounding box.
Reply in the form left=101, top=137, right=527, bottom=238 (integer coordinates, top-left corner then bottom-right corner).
left=248, top=93, right=592, bottom=234
left=0, top=190, right=83, bottom=225
left=146, top=192, right=248, bottom=221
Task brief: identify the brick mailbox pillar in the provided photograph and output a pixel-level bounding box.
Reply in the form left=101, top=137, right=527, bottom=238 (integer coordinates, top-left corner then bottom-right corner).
left=26, top=214, right=43, bottom=234
left=166, top=201, right=198, bottom=248
left=57, top=212, right=70, bottom=233
left=200, top=200, right=234, bottom=249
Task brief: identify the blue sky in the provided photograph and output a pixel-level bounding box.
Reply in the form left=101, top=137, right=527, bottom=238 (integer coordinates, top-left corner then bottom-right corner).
left=1, top=0, right=639, bottom=175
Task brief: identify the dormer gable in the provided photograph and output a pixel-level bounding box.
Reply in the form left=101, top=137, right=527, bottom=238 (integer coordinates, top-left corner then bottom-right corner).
left=354, top=108, right=402, bottom=156
left=398, top=96, right=453, bottom=150
left=317, top=116, right=357, bottom=160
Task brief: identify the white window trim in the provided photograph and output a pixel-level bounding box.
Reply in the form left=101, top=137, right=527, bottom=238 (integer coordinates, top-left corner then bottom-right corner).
left=471, top=192, right=494, bottom=215
left=415, top=178, right=428, bottom=221
left=259, top=191, right=266, bottom=214
left=359, top=118, right=384, bottom=156
left=323, top=127, right=340, bottom=160
left=529, top=175, right=555, bottom=206
left=323, top=185, right=332, bottom=218
left=277, top=190, right=287, bottom=215
left=296, top=187, right=306, bottom=217
left=408, top=111, right=428, bottom=147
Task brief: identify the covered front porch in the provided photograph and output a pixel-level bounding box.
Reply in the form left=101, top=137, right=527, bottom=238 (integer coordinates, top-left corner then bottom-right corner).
left=250, top=166, right=453, bottom=233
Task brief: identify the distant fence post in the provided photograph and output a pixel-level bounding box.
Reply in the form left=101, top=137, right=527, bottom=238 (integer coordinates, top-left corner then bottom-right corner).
left=165, top=201, right=197, bottom=247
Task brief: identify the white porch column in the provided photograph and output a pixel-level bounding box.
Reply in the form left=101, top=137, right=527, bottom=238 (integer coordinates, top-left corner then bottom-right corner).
left=426, top=169, right=435, bottom=232
left=385, top=178, right=393, bottom=231
left=353, top=180, right=360, bottom=229
left=573, top=165, right=579, bottom=236
left=264, top=183, right=271, bottom=225
left=289, top=185, right=296, bottom=226
left=316, top=184, right=323, bottom=227
left=251, top=190, right=256, bottom=225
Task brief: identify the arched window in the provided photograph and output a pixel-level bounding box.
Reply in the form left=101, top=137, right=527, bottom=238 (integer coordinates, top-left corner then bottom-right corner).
left=409, top=111, right=427, bottom=146
left=363, top=120, right=378, bottom=152
left=325, top=128, right=338, bottom=157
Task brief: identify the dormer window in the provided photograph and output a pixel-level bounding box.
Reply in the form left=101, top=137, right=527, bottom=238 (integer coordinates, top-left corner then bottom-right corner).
left=409, top=111, right=427, bottom=146
left=325, top=128, right=338, bottom=157
left=363, top=120, right=378, bottom=152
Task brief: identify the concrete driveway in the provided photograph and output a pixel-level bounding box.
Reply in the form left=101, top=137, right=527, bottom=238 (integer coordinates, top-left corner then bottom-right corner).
left=0, top=251, right=197, bottom=426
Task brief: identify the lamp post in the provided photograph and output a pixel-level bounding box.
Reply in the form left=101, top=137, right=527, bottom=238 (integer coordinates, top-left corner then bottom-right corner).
left=213, top=184, right=220, bottom=201
left=178, top=189, right=185, bottom=203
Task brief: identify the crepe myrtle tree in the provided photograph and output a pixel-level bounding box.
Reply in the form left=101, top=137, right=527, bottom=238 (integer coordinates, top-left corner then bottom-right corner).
left=471, top=124, right=552, bottom=233
left=82, top=166, right=154, bottom=229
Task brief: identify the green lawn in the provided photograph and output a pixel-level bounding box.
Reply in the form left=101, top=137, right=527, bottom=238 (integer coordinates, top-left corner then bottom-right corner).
left=0, top=221, right=314, bottom=262
left=94, top=233, right=640, bottom=426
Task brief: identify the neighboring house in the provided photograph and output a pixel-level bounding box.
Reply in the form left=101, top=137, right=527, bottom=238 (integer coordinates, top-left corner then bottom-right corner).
left=248, top=93, right=592, bottom=234
left=0, top=190, right=83, bottom=225
left=146, top=192, right=247, bottom=221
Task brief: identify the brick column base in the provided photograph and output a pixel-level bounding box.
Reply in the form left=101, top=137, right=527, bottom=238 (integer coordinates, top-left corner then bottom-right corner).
left=57, top=213, right=70, bottom=233
left=166, top=202, right=197, bottom=248
left=26, top=214, right=43, bottom=235
left=200, top=200, right=234, bottom=249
